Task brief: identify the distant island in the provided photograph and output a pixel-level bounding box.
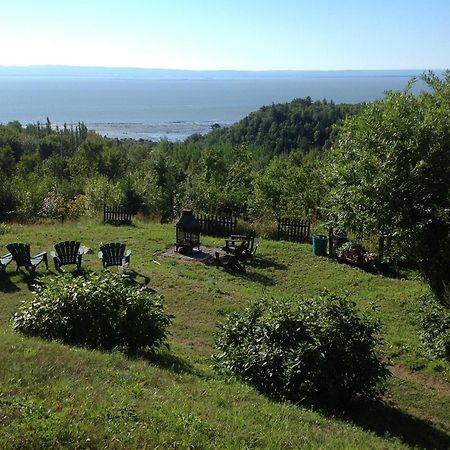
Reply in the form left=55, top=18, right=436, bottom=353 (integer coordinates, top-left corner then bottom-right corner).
left=0, top=65, right=438, bottom=79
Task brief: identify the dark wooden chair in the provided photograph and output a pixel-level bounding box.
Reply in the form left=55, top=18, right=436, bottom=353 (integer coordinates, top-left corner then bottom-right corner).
left=216, top=240, right=249, bottom=273
left=0, top=252, right=13, bottom=274
left=223, top=233, right=256, bottom=261
left=98, top=243, right=131, bottom=269
left=6, top=243, right=48, bottom=275
left=51, top=241, right=83, bottom=271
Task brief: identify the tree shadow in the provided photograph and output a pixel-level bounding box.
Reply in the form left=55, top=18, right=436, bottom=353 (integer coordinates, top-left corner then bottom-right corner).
left=342, top=399, right=450, bottom=449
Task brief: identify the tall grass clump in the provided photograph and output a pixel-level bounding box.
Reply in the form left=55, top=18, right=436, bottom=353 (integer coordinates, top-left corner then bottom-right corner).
left=12, top=272, right=172, bottom=353
left=213, top=292, right=389, bottom=409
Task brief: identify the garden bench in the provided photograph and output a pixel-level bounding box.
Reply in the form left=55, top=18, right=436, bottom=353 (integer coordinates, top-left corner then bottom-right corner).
left=0, top=253, right=12, bottom=274
left=98, top=243, right=131, bottom=269
left=6, top=243, right=48, bottom=276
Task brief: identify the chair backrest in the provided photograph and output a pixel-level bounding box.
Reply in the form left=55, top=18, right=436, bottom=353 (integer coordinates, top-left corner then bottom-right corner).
left=54, top=241, right=80, bottom=264
left=100, top=243, right=125, bottom=266
left=246, top=233, right=256, bottom=253
left=6, top=243, right=31, bottom=266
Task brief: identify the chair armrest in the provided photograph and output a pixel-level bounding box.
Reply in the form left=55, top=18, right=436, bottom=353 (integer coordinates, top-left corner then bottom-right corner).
left=50, top=250, right=57, bottom=258
left=1, top=253, right=12, bottom=259
left=35, top=251, right=47, bottom=258
left=125, top=249, right=132, bottom=257
left=98, top=251, right=103, bottom=259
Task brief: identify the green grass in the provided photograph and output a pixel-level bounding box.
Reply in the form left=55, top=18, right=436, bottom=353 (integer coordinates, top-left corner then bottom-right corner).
left=0, top=219, right=449, bottom=449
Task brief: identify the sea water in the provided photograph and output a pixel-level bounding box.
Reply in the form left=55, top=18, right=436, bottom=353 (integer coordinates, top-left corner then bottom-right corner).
left=0, top=75, right=426, bottom=141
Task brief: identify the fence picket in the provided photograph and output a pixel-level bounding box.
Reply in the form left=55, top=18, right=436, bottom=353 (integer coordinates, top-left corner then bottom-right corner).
left=103, top=205, right=132, bottom=226
left=276, top=217, right=311, bottom=243
left=194, top=213, right=237, bottom=236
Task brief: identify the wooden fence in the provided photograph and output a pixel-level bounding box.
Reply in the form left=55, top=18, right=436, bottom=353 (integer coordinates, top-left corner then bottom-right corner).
left=103, top=205, right=133, bottom=226
left=194, top=213, right=237, bottom=236
left=277, top=217, right=311, bottom=243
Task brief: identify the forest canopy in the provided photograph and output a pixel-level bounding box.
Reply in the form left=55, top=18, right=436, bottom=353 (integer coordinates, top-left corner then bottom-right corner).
left=0, top=97, right=357, bottom=222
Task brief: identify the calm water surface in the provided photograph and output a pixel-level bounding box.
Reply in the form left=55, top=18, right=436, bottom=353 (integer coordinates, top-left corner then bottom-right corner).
left=0, top=76, right=425, bottom=140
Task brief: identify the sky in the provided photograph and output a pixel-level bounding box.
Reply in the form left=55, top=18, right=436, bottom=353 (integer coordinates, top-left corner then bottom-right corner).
left=1, top=0, right=449, bottom=71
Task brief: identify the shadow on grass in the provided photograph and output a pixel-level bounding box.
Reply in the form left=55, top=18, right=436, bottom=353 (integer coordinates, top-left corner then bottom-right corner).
left=331, top=256, right=401, bottom=279
left=0, top=275, right=20, bottom=293
left=216, top=268, right=276, bottom=286
left=126, top=270, right=152, bottom=290
left=243, top=271, right=276, bottom=286
left=130, top=349, right=205, bottom=378
left=59, top=268, right=155, bottom=292
left=252, top=255, right=287, bottom=271
left=10, top=270, right=48, bottom=292
left=344, top=399, right=450, bottom=449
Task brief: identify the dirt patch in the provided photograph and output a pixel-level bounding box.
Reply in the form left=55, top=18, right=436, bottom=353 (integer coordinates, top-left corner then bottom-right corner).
left=159, top=245, right=224, bottom=264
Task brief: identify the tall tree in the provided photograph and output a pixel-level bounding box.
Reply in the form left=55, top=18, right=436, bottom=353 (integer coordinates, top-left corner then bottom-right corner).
left=327, top=72, right=450, bottom=307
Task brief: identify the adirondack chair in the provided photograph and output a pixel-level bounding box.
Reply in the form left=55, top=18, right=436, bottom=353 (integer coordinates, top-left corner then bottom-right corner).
left=6, top=243, right=48, bottom=275
left=51, top=241, right=83, bottom=271
left=0, top=252, right=12, bottom=274
left=98, top=243, right=131, bottom=269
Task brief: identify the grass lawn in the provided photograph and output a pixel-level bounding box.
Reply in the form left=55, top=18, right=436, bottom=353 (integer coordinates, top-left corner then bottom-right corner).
left=0, top=219, right=449, bottom=449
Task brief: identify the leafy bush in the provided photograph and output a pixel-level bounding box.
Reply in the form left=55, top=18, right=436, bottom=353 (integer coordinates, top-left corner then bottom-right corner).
left=213, top=292, right=389, bottom=408
left=416, top=294, right=450, bottom=361
left=40, top=188, right=86, bottom=220
left=12, top=273, right=172, bottom=352
left=84, top=176, right=124, bottom=216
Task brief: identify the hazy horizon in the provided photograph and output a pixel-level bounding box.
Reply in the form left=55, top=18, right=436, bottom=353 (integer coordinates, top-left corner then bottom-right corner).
left=0, top=65, right=441, bottom=79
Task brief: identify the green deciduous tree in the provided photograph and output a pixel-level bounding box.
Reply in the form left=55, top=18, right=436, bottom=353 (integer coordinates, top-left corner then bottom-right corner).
left=251, top=151, right=324, bottom=218
left=327, top=71, right=450, bottom=307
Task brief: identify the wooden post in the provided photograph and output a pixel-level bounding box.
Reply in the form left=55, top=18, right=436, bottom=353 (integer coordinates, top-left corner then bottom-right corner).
left=328, top=227, right=334, bottom=258
left=378, top=236, right=385, bottom=260
left=386, top=234, right=392, bottom=258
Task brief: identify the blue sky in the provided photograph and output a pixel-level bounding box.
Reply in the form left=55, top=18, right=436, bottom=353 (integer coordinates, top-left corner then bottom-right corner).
left=1, top=0, right=449, bottom=70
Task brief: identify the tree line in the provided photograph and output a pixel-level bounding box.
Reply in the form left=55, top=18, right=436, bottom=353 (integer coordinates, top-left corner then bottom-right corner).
left=0, top=98, right=354, bottom=222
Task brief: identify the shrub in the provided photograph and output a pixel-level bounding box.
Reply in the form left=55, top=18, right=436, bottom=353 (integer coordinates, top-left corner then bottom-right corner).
left=40, top=188, right=86, bottom=220
left=213, top=292, right=389, bottom=408
left=416, top=294, right=450, bottom=361
left=84, top=176, right=124, bottom=216
left=12, top=273, right=172, bottom=352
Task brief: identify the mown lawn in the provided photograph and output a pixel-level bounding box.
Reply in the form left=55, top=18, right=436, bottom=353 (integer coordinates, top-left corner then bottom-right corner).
left=0, top=219, right=449, bottom=449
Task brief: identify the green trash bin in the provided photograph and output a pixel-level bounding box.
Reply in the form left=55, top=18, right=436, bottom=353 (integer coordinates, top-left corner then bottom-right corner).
left=312, top=235, right=328, bottom=256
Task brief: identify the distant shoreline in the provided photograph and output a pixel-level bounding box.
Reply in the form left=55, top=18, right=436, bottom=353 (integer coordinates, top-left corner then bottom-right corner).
left=0, top=65, right=440, bottom=79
